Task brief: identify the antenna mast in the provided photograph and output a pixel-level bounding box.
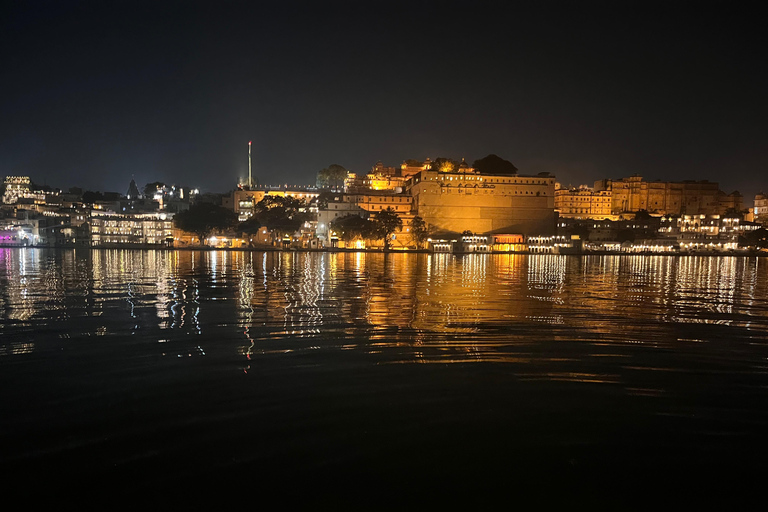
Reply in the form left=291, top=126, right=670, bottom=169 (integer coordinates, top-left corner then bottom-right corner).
left=248, top=141, right=252, bottom=188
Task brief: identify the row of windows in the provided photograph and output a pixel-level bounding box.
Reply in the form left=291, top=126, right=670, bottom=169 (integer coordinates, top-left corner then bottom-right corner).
left=434, top=175, right=551, bottom=185
left=346, top=196, right=411, bottom=202
left=556, top=197, right=611, bottom=201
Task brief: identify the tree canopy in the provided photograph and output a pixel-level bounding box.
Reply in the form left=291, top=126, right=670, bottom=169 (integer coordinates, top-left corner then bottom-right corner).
left=616, top=228, right=636, bottom=243
left=411, top=215, right=428, bottom=248
left=472, top=154, right=518, bottom=175
left=317, top=164, right=348, bottom=189
left=253, top=195, right=308, bottom=242
left=373, top=207, right=403, bottom=250
left=315, top=190, right=340, bottom=209
left=634, top=209, right=653, bottom=220
left=30, top=180, right=55, bottom=193
left=174, top=202, right=238, bottom=243
left=741, top=228, right=768, bottom=249
left=82, top=190, right=104, bottom=204
left=432, top=157, right=460, bottom=173
left=238, top=215, right=262, bottom=236
left=330, top=214, right=375, bottom=242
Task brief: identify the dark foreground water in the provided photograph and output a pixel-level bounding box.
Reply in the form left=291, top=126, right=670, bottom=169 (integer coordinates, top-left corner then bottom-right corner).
left=2, top=249, right=768, bottom=506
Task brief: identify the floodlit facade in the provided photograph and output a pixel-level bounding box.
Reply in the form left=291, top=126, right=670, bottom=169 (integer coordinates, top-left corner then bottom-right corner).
left=594, top=175, right=741, bottom=216
left=316, top=191, right=417, bottom=249
left=554, top=184, right=613, bottom=219
left=407, top=168, right=556, bottom=236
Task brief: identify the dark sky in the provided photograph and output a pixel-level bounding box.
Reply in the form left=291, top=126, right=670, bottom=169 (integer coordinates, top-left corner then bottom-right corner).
left=3, top=1, right=766, bottom=202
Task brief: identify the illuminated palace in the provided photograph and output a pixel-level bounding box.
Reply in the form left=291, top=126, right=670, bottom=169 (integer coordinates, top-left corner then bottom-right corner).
left=554, top=184, right=613, bottom=220
left=597, top=176, right=742, bottom=216
left=555, top=175, right=744, bottom=220
left=405, top=161, right=556, bottom=236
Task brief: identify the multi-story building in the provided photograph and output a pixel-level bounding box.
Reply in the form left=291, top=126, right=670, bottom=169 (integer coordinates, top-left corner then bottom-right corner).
left=345, top=159, right=447, bottom=193
left=754, top=193, right=768, bottom=225
left=717, top=190, right=744, bottom=214
left=343, top=191, right=413, bottom=214
left=345, top=161, right=407, bottom=192
left=658, top=214, right=761, bottom=251
left=557, top=216, right=661, bottom=242
left=2, top=176, right=60, bottom=210
left=407, top=168, right=556, bottom=236
left=554, top=184, right=613, bottom=219
left=225, top=186, right=319, bottom=221
left=316, top=199, right=367, bottom=243
left=400, top=158, right=434, bottom=179
left=594, top=175, right=741, bottom=216
left=89, top=211, right=173, bottom=246
left=2, top=176, right=32, bottom=204
left=316, top=191, right=415, bottom=248
left=0, top=218, right=41, bottom=246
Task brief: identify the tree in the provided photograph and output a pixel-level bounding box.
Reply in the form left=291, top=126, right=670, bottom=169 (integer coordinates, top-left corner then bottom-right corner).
left=617, top=228, right=636, bottom=243
left=30, top=180, right=55, bottom=193
left=174, top=202, right=238, bottom=244
left=742, top=228, right=768, bottom=249
left=373, top=207, right=403, bottom=251
left=567, top=223, right=590, bottom=240
left=82, top=190, right=104, bottom=204
left=253, top=195, right=305, bottom=218
left=238, top=216, right=262, bottom=246
left=330, top=214, right=376, bottom=244
left=433, top=157, right=459, bottom=173
left=316, top=168, right=330, bottom=188
left=634, top=209, right=652, bottom=220
left=317, top=164, right=348, bottom=189
left=411, top=215, right=428, bottom=248
left=472, top=154, right=518, bottom=175
left=315, top=190, right=340, bottom=209
left=253, top=195, right=308, bottom=244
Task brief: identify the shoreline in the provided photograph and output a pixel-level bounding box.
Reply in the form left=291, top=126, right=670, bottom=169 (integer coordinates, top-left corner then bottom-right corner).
left=3, top=245, right=767, bottom=257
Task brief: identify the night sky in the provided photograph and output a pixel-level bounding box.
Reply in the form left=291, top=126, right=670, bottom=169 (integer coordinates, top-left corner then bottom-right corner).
left=3, top=1, right=766, bottom=202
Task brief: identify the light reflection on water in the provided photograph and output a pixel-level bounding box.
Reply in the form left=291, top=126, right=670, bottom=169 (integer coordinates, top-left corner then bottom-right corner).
left=2, top=249, right=768, bottom=366
left=4, top=248, right=768, bottom=500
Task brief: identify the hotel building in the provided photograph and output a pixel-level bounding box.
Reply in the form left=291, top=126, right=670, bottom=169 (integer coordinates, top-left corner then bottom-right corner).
left=89, top=211, right=173, bottom=246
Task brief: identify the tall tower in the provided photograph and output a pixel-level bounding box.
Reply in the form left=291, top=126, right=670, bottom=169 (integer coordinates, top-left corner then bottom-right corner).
left=248, top=141, right=252, bottom=189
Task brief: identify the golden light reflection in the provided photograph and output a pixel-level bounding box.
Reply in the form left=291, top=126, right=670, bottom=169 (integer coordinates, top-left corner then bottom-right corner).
left=2, top=250, right=768, bottom=371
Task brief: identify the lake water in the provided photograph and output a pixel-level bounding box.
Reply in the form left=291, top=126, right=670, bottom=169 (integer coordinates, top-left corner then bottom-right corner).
left=2, top=249, right=768, bottom=506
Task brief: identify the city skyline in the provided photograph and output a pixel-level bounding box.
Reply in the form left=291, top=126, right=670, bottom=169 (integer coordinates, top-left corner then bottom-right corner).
left=3, top=2, right=766, bottom=199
